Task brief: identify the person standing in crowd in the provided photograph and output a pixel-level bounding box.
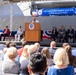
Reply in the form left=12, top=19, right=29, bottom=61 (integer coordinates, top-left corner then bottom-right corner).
left=47, top=48, right=75, bottom=75
left=28, top=52, right=47, bottom=75
left=0, top=26, right=10, bottom=41
left=15, top=26, right=23, bottom=41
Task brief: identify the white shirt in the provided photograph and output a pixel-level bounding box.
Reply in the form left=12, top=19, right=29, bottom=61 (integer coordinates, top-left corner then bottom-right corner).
left=17, top=28, right=23, bottom=35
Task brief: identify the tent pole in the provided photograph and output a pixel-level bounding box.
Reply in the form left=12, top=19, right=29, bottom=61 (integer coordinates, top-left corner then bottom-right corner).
left=10, top=2, right=13, bottom=31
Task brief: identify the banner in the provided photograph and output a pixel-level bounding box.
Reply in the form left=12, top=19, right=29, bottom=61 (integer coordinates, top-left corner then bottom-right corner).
left=35, top=7, right=76, bottom=16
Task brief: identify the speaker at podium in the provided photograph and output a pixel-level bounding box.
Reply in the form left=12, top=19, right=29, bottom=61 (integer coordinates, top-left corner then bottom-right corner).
left=25, top=22, right=41, bottom=42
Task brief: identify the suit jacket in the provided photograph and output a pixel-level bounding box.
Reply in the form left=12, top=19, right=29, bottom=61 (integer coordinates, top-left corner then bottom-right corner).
left=67, top=29, right=74, bottom=34
left=52, top=29, right=58, bottom=37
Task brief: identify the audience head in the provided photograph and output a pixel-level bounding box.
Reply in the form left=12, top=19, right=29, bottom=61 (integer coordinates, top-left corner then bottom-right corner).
left=54, top=48, right=69, bottom=66
left=41, top=47, right=51, bottom=59
left=6, top=47, right=18, bottom=59
left=22, top=45, right=29, bottom=57
left=64, top=45, right=72, bottom=58
left=34, top=43, right=40, bottom=51
left=28, top=52, right=47, bottom=74
left=5, top=41, right=11, bottom=48
left=62, top=43, right=69, bottom=49
left=28, top=44, right=37, bottom=55
left=22, top=41, right=27, bottom=47
left=50, top=41, right=56, bottom=48
left=10, top=42, right=16, bottom=47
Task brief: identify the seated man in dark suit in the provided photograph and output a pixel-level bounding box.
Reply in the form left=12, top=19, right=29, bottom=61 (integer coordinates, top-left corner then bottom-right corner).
left=0, top=26, right=10, bottom=41
left=58, top=26, right=66, bottom=42
left=66, top=25, right=74, bottom=42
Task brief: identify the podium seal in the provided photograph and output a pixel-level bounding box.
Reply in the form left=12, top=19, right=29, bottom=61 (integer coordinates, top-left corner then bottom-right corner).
left=29, top=23, right=34, bottom=30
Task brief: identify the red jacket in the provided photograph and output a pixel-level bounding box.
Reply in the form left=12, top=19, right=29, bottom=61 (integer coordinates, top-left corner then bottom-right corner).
left=3, top=28, right=10, bottom=35
left=17, top=47, right=23, bottom=56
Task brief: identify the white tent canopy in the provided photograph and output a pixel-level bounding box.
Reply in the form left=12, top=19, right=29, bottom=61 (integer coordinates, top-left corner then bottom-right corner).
left=0, top=2, right=32, bottom=31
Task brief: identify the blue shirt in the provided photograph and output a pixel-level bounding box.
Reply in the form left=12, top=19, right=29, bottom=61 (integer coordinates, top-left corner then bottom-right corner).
left=47, top=65, right=75, bottom=75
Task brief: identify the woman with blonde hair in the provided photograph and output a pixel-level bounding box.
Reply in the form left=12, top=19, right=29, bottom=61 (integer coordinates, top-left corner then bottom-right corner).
left=20, top=45, right=29, bottom=75
left=34, top=42, right=40, bottom=52
left=2, top=47, right=20, bottom=74
left=41, top=47, right=53, bottom=66
left=47, top=48, right=74, bottom=75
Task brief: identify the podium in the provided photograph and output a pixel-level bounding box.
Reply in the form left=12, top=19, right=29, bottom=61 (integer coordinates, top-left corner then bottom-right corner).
left=25, top=22, right=41, bottom=42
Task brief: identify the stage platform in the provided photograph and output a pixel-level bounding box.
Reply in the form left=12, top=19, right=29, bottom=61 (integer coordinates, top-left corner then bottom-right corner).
left=0, top=39, right=76, bottom=47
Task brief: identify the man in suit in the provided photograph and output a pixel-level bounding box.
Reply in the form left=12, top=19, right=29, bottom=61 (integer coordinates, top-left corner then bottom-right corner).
left=58, top=25, right=66, bottom=42
left=67, top=25, right=74, bottom=42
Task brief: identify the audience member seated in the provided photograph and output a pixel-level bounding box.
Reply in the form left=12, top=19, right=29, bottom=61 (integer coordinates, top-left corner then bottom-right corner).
left=20, top=45, right=29, bottom=75
left=15, top=26, right=23, bottom=41
left=10, top=42, right=16, bottom=48
left=4, top=42, right=17, bottom=61
left=41, top=47, right=53, bottom=66
left=64, top=45, right=76, bottom=68
left=2, top=47, right=20, bottom=74
left=49, top=41, right=57, bottom=58
left=51, top=26, right=58, bottom=41
left=47, top=48, right=75, bottom=75
left=66, top=25, right=74, bottom=42
left=3, top=41, right=11, bottom=54
left=58, top=26, right=66, bottom=42
left=28, top=52, right=47, bottom=75
left=17, top=41, right=27, bottom=57
left=28, top=44, right=38, bottom=55
left=0, top=26, right=10, bottom=41
left=0, top=50, right=4, bottom=73
left=34, top=42, right=40, bottom=52
left=62, top=43, right=69, bottom=49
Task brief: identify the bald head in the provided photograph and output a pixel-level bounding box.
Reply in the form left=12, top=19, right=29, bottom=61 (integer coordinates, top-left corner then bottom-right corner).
left=28, top=45, right=37, bottom=54
left=50, top=41, right=56, bottom=48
